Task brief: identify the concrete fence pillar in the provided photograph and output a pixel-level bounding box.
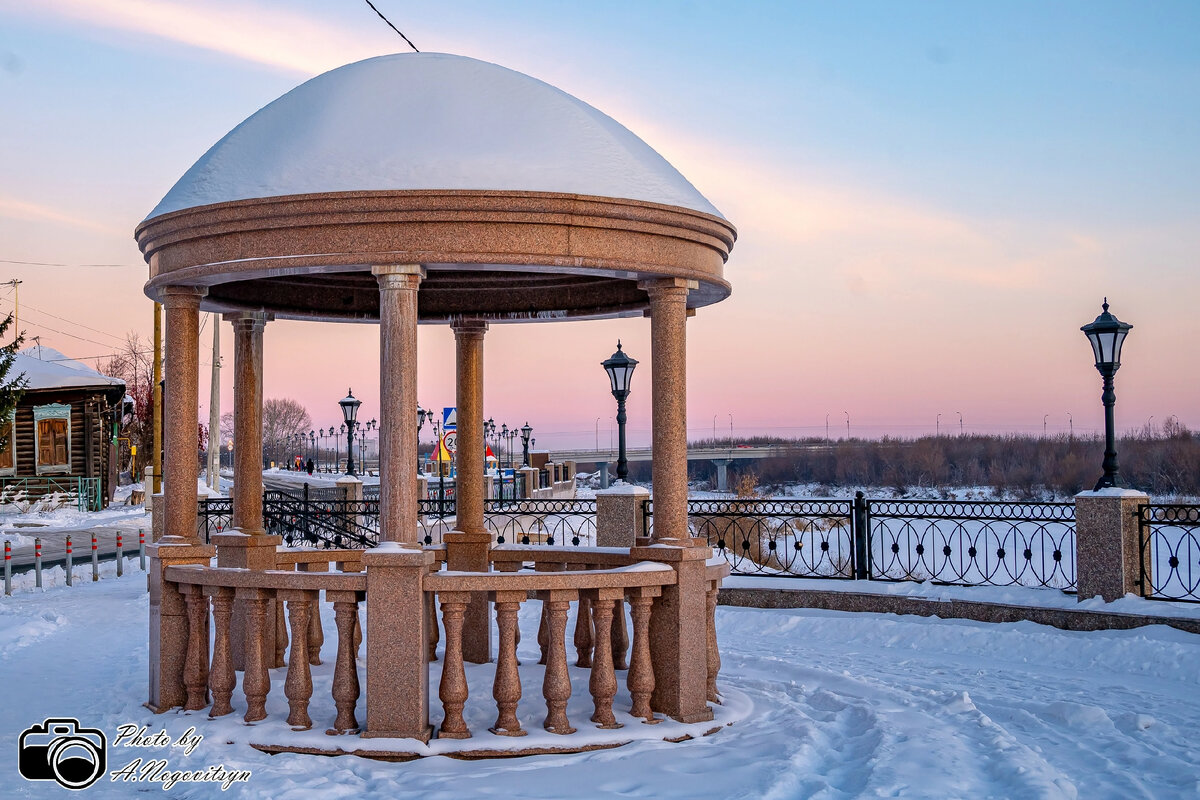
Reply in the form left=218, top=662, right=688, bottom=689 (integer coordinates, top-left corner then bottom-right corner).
left=519, top=467, right=538, bottom=499
left=1074, top=489, right=1151, bottom=601
left=362, top=544, right=434, bottom=741
left=596, top=484, right=650, bottom=548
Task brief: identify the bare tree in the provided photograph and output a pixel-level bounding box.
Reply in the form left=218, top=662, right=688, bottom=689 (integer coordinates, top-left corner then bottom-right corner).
left=263, top=397, right=312, bottom=464
left=100, top=332, right=153, bottom=472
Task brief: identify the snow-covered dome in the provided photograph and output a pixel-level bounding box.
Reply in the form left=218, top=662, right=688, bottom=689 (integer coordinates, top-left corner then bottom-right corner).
left=147, top=53, right=721, bottom=220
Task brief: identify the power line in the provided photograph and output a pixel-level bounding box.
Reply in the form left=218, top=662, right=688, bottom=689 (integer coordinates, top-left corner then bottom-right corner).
left=0, top=259, right=134, bottom=268
left=361, top=0, right=419, bottom=52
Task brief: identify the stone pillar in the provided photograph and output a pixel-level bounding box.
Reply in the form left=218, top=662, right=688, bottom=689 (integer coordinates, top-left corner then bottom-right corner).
left=519, top=466, right=539, bottom=500
left=643, top=278, right=692, bottom=541
left=161, top=286, right=207, bottom=542
left=712, top=459, right=733, bottom=493
left=596, top=484, right=650, bottom=547
left=1075, top=489, right=1151, bottom=601
left=147, top=539, right=215, bottom=712
left=373, top=265, right=423, bottom=543
left=446, top=319, right=491, bottom=663
left=450, top=319, right=488, bottom=536
left=225, top=312, right=270, bottom=535
left=629, top=542, right=712, bottom=723
left=362, top=544, right=433, bottom=741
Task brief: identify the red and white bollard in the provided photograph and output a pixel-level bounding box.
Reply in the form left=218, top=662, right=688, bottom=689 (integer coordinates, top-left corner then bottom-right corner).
left=91, top=533, right=99, bottom=582
left=116, top=532, right=124, bottom=578
left=34, top=538, right=42, bottom=589
left=3, top=540, right=10, bottom=595
left=138, top=529, right=146, bottom=571
left=65, top=535, right=73, bottom=587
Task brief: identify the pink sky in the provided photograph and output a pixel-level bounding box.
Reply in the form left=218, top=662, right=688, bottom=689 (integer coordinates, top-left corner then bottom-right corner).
left=1, top=1, right=1196, bottom=450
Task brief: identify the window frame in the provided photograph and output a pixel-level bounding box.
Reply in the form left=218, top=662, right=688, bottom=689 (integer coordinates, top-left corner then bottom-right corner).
left=34, top=403, right=72, bottom=476
left=0, top=409, right=14, bottom=476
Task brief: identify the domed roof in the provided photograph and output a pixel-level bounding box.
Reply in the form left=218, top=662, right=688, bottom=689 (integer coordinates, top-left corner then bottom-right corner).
left=147, top=53, right=722, bottom=220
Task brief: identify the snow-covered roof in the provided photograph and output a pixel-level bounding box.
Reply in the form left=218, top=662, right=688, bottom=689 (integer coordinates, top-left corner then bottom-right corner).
left=147, top=53, right=722, bottom=220
left=15, top=345, right=125, bottom=392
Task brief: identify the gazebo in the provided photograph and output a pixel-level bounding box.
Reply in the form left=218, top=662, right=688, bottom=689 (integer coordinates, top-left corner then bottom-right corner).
left=139, top=53, right=737, bottom=754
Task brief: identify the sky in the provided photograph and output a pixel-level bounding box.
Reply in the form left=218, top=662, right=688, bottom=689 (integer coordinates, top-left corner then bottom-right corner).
left=0, top=0, right=1197, bottom=449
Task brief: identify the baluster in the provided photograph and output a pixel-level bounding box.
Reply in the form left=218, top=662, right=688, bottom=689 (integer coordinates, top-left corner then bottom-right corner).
left=274, top=598, right=289, bottom=668
left=427, top=592, right=440, bottom=661
left=574, top=594, right=594, bottom=668
left=281, top=590, right=314, bottom=730
left=611, top=597, right=629, bottom=670
left=308, top=598, right=324, bottom=666
left=207, top=587, right=236, bottom=717
left=627, top=588, right=660, bottom=723
left=328, top=594, right=361, bottom=733
left=490, top=590, right=527, bottom=736
left=182, top=585, right=210, bottom=711
left=353, top=608, right=363, bottom=657
left=240, top=589, right=272, bottom=722
left=541, top=591, right=576, bottom=734
left=588, top=590, right=621, bottom=728
left=537, top=603, right=549, bottom=665
left=706, top=580, right=722, bottom=704
left=437, top=591, right=471, bottom=738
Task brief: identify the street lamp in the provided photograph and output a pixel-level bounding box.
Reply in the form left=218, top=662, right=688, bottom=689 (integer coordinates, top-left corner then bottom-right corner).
left=521, top=422, right=532, bottom=467
left=1081, top=299, right=1133, bottom=490
left=339, top=388, right=362, bottom=477
left=418, top=405, right=429, bottom=473
left=601, top=340, right=638, bottom=482
left=309, top=430, right=316, bottom=472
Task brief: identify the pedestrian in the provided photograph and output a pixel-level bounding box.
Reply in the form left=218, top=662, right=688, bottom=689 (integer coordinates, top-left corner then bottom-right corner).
left=306, top=458, right=314, bottom=475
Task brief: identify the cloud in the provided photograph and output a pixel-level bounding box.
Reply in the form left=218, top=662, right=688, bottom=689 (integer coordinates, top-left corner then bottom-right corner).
left=0, top=194, right=117, bottom=235
left=11, top=0, right=380, bottom=75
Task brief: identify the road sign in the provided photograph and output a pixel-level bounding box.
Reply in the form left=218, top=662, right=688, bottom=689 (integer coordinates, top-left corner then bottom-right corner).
left=442, top=430, right=457, bottom=453
left=443, top=407, right=456, bottom=429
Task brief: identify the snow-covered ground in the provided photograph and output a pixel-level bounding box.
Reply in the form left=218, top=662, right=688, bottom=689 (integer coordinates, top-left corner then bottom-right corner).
left=2, top=564, right=1198, bottom=798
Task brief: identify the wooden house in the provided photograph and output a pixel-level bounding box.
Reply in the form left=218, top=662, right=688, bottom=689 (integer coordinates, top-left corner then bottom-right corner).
left=0, top=346, right=126, bottom=509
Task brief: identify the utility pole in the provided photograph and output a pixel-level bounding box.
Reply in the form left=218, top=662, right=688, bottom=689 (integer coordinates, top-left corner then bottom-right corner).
left=152, top=302, right=163, bottom=495
left=207, top=315, right=220, bottom=491
left=5, top=279, right=21, bottom=340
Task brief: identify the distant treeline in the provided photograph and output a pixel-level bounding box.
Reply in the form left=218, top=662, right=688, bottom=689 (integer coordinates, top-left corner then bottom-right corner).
left=667, top=418, right=1199, bottom=499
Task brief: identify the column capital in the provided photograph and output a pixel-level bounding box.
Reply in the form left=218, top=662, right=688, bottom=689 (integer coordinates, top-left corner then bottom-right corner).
left=160, top=285, right=208, bottom=308
left=222, top=311, right=273, bottom=328
left=639, top=277, right=697, bottom=295
left=372, top=264, right=425, bottom=284
left=450, top=318, right=489, bottom=337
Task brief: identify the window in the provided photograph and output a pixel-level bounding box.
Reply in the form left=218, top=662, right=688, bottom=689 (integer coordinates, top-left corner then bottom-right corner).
left=0, top=411, right=13, bottom=475
left=34, top=404, right=71, bottom=475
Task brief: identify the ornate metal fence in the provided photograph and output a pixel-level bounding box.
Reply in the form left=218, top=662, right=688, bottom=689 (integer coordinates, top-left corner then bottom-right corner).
left=200, top=495, right=596, bottom=549
left=1138, top=504, right=1200, bottom=603
left=867, top=500, right=1077, bottom=590
left=670, top=498, right=858, bottom=578
left=644, top=495, right=1077, bottom=590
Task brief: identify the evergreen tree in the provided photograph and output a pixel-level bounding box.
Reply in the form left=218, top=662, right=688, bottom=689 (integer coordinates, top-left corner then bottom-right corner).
left=0, top=313, right=24, bottom=450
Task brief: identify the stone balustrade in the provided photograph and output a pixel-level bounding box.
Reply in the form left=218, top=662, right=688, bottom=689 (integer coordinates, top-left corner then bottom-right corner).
left=150, top=541, right=728, bottom=754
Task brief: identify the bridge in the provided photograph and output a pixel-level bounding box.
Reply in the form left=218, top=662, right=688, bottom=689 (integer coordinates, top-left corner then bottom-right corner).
left=548, top=445, right=821, bottom=491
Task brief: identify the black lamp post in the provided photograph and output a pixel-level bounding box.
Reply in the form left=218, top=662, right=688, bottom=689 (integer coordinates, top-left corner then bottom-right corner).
left=601, top=340, right=638, bottom=482
left=339, top=388, right=362, bottom=477
left=500, top=423, right=509, bottom=470
left=417, top=405, right=429, bottom=473
left=521, top=422, right=533, bottom=467
left=1081, top=299, right=1133, bottom=490
left=309, top=430, right=316, bottom=472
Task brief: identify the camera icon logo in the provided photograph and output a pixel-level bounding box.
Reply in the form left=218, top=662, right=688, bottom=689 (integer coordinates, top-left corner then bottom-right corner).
left=18, top=718, right=107, bottom=790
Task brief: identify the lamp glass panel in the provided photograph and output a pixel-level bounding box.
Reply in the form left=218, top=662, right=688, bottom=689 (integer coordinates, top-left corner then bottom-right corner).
left=1087, top=334, right=1102, bottom=365
left=1112, top=330, right=1127, bottom=363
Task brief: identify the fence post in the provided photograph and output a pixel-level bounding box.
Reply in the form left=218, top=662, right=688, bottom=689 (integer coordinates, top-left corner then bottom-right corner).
left=65, top=535, right=73, bottom=586
left=597, top=484, right=650, bottom=547
left=92, top=533, right=99, bottom=582
left=116, top=532, right=124, bottom=577
left=34, top=538, right=42, bottom=588
left=1074, top=489, right=1150, bottom=601
left=3, top=540, right=10, bottom=595
left=139, top=529, right=146, bottom=571
left=853, top=491, right=870, bottom=580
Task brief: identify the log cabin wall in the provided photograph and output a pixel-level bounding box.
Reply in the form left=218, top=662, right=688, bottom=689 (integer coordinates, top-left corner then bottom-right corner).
left=10, top=388, right=118, bottom=507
